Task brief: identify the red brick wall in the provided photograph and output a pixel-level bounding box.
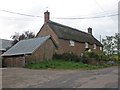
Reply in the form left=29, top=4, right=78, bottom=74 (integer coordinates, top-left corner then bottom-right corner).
left=96, top=45, right=102, bottom=53
left=25, top=39, right=56, bottom=64
left=56, top=39, right=102, bottom=56
left=55, top=39, right=85, bottom=56
left=3, top=39, right=56, bottom=67
left=36, top=24, right=59, bottom=45
left=36, top=23, right=102, bottom=56
left=3, top=56, right=25, bottom=67
left=89, top=44, right=102, bottom=53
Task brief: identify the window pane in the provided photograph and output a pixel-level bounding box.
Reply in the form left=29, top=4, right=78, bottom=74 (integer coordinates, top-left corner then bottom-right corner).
left=100, top=47, right=102, bottom=51
left=93, top=44, right=96, bottom=49
left=70, top=40, right=75, bottom=46
left=85, top=42, right=88, bottom=48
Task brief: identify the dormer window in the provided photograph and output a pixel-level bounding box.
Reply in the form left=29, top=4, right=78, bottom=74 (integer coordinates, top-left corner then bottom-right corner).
left=93, top=44, right=96, bottom=49
left=70, top=40, right=75, bottom=46
left=85, top=42, right=88, bottom=48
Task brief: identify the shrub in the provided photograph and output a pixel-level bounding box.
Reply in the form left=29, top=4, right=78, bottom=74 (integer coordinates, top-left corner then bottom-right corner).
left=53, top=53, right=80, bottom=62
left=53, top=52, right=119, bottom=65
left=98, top=53, right=109, bottom=62
left=108, top=55, right=119, bottom=63
left=82, top=51, right=99, bottom=65
left=84, top=51, right=99, bottom=59
left=80, top=55, right=88, bottom=64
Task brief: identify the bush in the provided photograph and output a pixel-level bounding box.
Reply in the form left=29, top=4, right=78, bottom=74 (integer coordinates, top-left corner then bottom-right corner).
left=81, top=51, right=99, bottom=64
left=84, top=51, right=99, bottom=59
left=98, top=53, right=107, bottom=61
left=53, top=52, right=100, bottom=64
left=53, top=52, right=119, bottom=65
left=53, top=53, right=80, bottom=62
left=108, top=55, right=119, bottom=63
left=80, top=55, right=88, bottom=64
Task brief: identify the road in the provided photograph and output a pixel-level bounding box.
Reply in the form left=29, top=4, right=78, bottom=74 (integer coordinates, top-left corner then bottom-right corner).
left=2, top=66, right=118, bottom=88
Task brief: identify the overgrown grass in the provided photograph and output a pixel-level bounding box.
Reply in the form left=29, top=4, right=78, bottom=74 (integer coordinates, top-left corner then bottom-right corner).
left=25, top=59, right=113, bottom=70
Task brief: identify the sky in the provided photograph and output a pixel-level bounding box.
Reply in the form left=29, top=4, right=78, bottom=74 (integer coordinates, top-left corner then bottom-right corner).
left=0, top=0, right=119, bottom=41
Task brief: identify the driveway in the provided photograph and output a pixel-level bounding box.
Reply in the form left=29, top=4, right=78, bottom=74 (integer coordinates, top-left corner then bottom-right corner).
left=2, top=66, right=118, bottom=88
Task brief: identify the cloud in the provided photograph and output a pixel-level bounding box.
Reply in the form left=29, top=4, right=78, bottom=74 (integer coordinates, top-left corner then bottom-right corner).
left=0, top=0, right=119, bottom=40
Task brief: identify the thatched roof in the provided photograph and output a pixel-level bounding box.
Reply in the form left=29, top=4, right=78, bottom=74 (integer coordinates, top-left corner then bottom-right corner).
left=47, top=21, right=102, bottom=46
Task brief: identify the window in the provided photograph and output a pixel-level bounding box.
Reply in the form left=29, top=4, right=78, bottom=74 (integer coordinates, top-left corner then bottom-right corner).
left=100, top=46, right=102, bottom=51
left=70, top=40, right=75, bottom=46
left=85, top=42, right=88, bottom=48
left=88, top=49, right=91, bottom=52
left=93, top=44, right=96, bottom=49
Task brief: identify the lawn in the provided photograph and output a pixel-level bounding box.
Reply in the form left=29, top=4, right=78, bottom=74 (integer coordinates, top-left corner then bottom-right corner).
left=25, top=59, right=113, bottom=70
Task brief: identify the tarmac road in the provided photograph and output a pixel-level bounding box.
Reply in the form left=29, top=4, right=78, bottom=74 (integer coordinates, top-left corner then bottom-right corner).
left=2, top=66, right=118, bottom=88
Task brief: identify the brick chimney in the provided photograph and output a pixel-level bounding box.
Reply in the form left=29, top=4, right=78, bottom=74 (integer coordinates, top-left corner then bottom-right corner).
left=88, top=27, right=92, bottom=35
left=44, top=10, right=50, bottom=23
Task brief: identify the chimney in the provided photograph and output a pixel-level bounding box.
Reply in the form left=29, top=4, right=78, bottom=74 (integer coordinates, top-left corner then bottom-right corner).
left=44, top=10, right=50, bottom=23
left=88, top=27, right=92, bottom=35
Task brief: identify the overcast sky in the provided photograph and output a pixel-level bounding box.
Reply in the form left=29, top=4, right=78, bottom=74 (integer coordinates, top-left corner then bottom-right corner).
left=0, top=0, right=119, bottom=41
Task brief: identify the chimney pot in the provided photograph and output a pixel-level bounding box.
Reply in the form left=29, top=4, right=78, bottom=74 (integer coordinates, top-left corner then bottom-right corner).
left=44, top=10, right=50, bottom=23
left=88, top=27, right=92, bottom=35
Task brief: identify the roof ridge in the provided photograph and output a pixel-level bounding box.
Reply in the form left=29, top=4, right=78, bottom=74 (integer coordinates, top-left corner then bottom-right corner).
left=48, top=20, right=89, bottom=35
left=18, top=35, right=50, bottom=42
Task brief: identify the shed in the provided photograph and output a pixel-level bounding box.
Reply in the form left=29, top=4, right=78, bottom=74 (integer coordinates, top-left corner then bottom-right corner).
left=1, top=36, right=56, bottom=67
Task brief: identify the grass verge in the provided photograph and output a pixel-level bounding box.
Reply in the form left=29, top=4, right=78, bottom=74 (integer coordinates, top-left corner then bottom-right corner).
left=25, top=59, right=114, bottom=70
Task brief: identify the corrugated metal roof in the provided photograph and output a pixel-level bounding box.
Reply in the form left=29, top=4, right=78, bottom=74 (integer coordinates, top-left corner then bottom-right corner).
left=0, top=39, right=12, bottom=51
left=1, top=36, right=50, bottom=56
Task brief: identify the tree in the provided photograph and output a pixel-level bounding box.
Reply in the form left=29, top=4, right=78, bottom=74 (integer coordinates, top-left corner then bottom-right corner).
left=102, top=33, right=120, bottom=55
left=11, top=31, right=35, bottom=45
left=113, top=33, right=120, bottom=52
left=102, top=36, right=114, bottom=55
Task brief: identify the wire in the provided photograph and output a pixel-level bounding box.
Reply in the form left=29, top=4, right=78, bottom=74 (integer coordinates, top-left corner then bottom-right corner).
left=53, top=13, right=119, bottom=20
left=0, top=9, right=118, bottom=20
left=0, top=9, right=43, bottom=18
left=62, top=10, right=118, bottom=19
left=93, top=0, right=118, bottom=24
left=0, top=16, right=42, bottom=21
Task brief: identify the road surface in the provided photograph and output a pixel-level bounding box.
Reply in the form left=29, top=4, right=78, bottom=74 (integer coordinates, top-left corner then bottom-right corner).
left=2, top=66, right=118, bottom=88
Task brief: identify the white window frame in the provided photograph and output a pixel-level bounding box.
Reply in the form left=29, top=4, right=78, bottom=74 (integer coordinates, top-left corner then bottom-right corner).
left=85, top=42, right=88, bottom=48
left=100, top=46, right=102, bottom=51
left=93, top=44, right=96, bottom=49
left=88, top=49, right=91, bottom=52
left=70, top=40, right=75, bottom=46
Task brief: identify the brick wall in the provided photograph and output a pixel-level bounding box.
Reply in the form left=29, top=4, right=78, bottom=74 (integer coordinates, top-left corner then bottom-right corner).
left=36, top=24, right=59, bottom=45
left=36, top=23, right=102, bottom=56
left=96, top=45, right=102, bottom=53
left=56, top=39, right=102, bottom=56
left=3, top=56, right=25, bottom=67
left=25, top=38, right=56, bottom=64
left=88, top=44, right=102, bottom=53
left=55, top=39, right=85, bottom=56
left=3, top=38, right=56, bottom=67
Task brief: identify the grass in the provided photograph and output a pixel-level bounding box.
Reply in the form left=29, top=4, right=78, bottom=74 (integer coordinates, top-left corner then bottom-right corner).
left=25, top=59, right=113, bottom=70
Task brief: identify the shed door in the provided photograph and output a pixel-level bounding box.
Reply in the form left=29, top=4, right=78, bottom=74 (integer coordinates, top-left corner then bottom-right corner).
left=4, top=56, right=25, bottom=67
